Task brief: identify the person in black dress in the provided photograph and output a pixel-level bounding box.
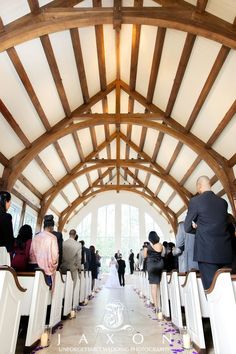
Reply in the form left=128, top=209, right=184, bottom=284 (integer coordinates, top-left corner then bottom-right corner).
left=89, top=245, right=98, bottom=292
left=0, top=191, right=14, bottom=253
left=129, top=249, right=134, bottom=274
left=117, top=254, right=126, bottom=286
left=144, top=231, right=164, bottom=312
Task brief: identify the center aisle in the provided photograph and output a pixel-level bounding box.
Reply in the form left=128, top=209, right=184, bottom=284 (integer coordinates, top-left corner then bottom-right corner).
left=40, top=275, right=196, bottom=354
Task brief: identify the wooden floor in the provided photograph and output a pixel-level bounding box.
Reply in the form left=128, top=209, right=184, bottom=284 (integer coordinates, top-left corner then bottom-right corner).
left=28, top=274, right=214, bottom=354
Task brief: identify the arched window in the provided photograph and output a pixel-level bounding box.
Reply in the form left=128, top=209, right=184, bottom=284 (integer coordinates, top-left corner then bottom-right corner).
left=77, top=213, right=91, bottom=247
left=145, top=213, right=164, bottom=242
left=121, top=204, right=140, bottom=262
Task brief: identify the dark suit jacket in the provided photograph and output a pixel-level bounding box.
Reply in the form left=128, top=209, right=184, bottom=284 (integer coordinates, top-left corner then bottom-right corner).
left=52, top=231, right=63, bottom=269
left=117, top=259, right=126, bottom=273
left=184, top=191, right=232, bottom=264
left=0, top=211, right=14, bottom=252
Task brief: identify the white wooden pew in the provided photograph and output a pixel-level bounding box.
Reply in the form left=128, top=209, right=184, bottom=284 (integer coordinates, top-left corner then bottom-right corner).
left=49, top=271, right=65, bottom=328
left=178, top=272, right=186, bottom=306
left=85, top=271, right=90, bottom=300
left=18, top=270, right=50, bottom=348
left=206, top=269, right=236, bottom=354
left=79, top=271, right=86, bottom=304
left=197, top=273, right=209, bottom=318
left=160, top=271, right=170, bottom=320
left=168, top=271, right=183, bottom=328
left=72, top=272, right=80, bottom=309
left=88, top=271, right=92, bottom=297
left=0, top=247, right=10, bottom=266
left=0, top=267, right=26, bottom=354
left=62, top=271, right=74, bottom=316
left=182, top=271, right=206, bottom=351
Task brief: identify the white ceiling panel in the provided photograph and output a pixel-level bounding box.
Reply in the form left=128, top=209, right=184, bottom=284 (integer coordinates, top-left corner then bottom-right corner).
left=212, top=116, right=236, bottom=159
left=102, top=0, right=113, bottom=6
left=131, top=125, right=142, bottom=147
left=109, top=124, right=116, bottom=134
left=52, top=194, right=69, bottom=213
left=120, top=139, right=126, bottom=159
left=143, top=0, right=161, bottom=6
left=169, top=145, right=198, bottom=182
left=206, top=0, right=236, bottom=23
left=157, top=183, right=174, bottom=203
left=172, top=37, right=221, bottom=127
left=136, top=25, right=158, bottom=97
left=38, top=0, right=52, bottom=6
left=120, top=25, right=133, bottom=83
left=168, top=195, right=184, bottom=213
left=233, top=165, right=236, bottom=179
left=76, top=175, right=89, bottom=192
left=211, top=180, right=224, bottom=194
left=103, top=25, right=116, bottom=83
left=148, top=174, right=161, bottom=192
left=62, top=183, right=78, bottom=203
left=58, top=134, right=80, bottom=170
left=15, top=37, right=66, bottom=127
left=22, top=160, right=53, bottom=194
left=79, top=27, right=100, bottom=97
left=14, top=180, right=40, bottom=208
left=184, top=160, right=215, bottom=193
left=88, top=170, right=99, bottom=184
left=75, top=0, right=92, bottom=8
left=0, top=164, right=4, bottom=178
left=77, top=128, right=93, bottom=157
left=133, top=100, right=146, bottom=113
left=49, top=30, right=84, bottom=112
left=95, top=125, right=106, bottom=146
left=136, top=170, right=147, bottom=184
left=120, top=124, right=127, bottom=135
left=110, top=139, right=117, bottom=159
left=0, top=51, right=46, bottom=142
left=39, top=144, right=67, bottom=181
left=107, top=90, right=116, bottom=113
left=153, top=29, right=187, bottom=112
left=121, top=90, right=129, bottom=113
left=156, top=134, right=179, bottom=169
left=99, top=146, right=108, bottom=159
left=143, top=129, right=159, bottom=158
left=191, top=50, right=236, bottom=142
left=0, top=0, right=29, bottom=25
left=91, top=100, right=103, bottom=113
left=122, top=0, right=134, bottom=5
left=0, top=112, right=25, bottom=158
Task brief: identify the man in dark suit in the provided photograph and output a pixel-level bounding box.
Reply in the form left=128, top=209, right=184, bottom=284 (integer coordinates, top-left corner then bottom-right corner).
left=117, top=255, right=126, bottom=286
left=129, top=249, right=134, bottom=274
left=184, top=176, right=232, bottom=289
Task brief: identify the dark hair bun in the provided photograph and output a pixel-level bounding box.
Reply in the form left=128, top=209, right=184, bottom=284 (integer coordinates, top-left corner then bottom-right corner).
left=44, top=214, right=54, bottom=222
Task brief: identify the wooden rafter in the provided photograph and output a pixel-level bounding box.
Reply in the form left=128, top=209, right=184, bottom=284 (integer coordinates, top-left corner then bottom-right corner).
left=2, top=7, right=236, bottom=52
left=58, top=185, right=177, bottom=232
left=4, top=115, right=235, bottom=213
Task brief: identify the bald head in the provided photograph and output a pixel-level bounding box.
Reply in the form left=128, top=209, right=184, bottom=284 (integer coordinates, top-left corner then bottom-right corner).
left=196, top=176, right=211, bottom=194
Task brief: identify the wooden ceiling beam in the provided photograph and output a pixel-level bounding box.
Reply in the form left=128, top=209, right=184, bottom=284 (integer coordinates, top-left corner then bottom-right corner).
left=229, top=154, right=236, bottom=168
left=58, top=184, right=177, bottom=232
left=7, top=47, right=51, bottom=130
left=196, top=0, right=208, bottom=14
left=147, top=27, right=166, bottom=103
left=18, top=174, right=43, bottom=200
left=12, top=188, right=39, bottom=212
left=2, top=7, right=236, bottom=52
left=4, top=117, right=235, bottom=214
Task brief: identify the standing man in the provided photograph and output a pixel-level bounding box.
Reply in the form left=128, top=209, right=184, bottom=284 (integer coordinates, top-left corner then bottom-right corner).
left=129, top=249, right=134, bottom=274
left=184, top=176, right=232, bottom=289
left=117, top=255, right=126, bottom=286
left=60, top=229, right=82, bottom=285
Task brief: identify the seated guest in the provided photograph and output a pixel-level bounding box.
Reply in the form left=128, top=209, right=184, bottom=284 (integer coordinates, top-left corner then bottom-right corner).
left=11, top=224, right=32, bottom=271
left=228, top=214, right=236, bottom=273
left=165, top=242, right=178, bottom=271
left=60, top=229, right=82, bottom=285
left=0, top=191, right=14, bottom=253
left=29, top=214, right=58, bottom=286
left=184, top=176, right=232, bottom=290
left=173, top=221, right=198, bottom=272
left=52, top=225, right=63, bottom=270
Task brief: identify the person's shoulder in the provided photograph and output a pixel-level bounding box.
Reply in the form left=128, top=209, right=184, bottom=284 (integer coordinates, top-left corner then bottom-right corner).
left=0, top=212, right=12, bottom=221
